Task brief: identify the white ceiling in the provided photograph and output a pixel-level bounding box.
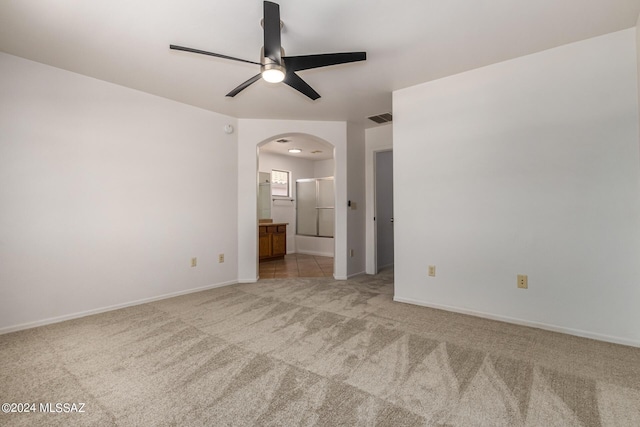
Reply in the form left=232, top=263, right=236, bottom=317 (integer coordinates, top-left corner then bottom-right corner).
left=260, top=133, right=334, bottom=160
left=1, top=1, right=639, bottom=127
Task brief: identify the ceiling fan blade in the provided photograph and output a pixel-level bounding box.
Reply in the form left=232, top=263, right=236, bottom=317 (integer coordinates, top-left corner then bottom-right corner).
left=283, top=52, right=366, bottom=72
left=283, top=72, right=320, bottom=100
left=226, top=74, right=262, bottom=97
left=263, top=1, right=282, bottom=63
left=170, top=45, right=262, bottom=66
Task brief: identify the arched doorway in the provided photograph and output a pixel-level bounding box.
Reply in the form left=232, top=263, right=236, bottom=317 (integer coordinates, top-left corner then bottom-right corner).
left=257, top=134, right=335, bottom=278
left=237, top=120, right=348, bottom=282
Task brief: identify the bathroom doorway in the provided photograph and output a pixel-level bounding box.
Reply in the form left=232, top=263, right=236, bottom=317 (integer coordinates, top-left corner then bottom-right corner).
left=257, top=134, right=335, bottom=279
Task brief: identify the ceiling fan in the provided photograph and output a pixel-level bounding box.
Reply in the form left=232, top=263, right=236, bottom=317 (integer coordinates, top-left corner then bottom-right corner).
left=170, top=1, right=366, bottom=100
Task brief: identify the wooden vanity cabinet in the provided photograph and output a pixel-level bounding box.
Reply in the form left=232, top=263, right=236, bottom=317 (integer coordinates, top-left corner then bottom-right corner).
left=259, top=223, right=287, bottom=261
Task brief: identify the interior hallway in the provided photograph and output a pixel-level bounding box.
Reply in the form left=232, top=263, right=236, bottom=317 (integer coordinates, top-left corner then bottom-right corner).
left=259, top=254, right=334, bottom=279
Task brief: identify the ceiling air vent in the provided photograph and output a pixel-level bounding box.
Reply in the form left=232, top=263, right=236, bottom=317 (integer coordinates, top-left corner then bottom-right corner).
left=368, top=112, right=392, bottom=124
left=276, top=138, right=290, bottom=143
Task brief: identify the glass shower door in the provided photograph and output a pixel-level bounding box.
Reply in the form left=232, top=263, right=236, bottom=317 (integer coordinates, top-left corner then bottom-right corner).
left=296, top=177, right=334, bottom=237
left=317, top=178, right=334, bottom=237
left=296, top=180, right=317, bottom=236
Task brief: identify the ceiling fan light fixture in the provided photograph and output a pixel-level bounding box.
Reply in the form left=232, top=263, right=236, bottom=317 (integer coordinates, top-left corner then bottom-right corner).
left=172, top=1, right=366, bottom=99
left=261, top=63, right=285, bottom=83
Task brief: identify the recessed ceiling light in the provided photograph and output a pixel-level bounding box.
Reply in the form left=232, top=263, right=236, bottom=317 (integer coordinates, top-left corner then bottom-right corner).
left=288, top=148, right=302, bottom=154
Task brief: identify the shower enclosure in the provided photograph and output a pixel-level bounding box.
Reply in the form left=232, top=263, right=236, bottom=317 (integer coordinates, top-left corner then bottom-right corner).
left=258, top=172, right=271, bottom=220
left=296, top=177, right=334, bottom=237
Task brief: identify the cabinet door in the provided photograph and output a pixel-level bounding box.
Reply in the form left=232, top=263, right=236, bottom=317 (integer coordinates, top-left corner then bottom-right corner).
left=259, top=232, right=272, bottom=259
left=272, top=232, right=286, bottom=257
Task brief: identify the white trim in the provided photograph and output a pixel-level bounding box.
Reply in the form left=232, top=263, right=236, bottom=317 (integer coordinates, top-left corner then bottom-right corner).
left=296, top=249, right=334, bottom=257
left=347, top=270, right=366, bottom=279
left=0, top=280, right=237, bottom=335
left=238, top=278, right=258, bottom=283
left=393, top=296, right=640, bottom=349
left=333, top=275, right=348, bottom=280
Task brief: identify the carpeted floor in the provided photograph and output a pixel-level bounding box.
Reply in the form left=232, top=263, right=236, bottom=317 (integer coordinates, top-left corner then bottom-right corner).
left=1, top=269, right=639, bottom=426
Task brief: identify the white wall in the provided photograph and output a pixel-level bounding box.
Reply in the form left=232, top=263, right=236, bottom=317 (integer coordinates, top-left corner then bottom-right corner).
left=314, top=159, right=334, bottom=178
left=295, top=235, right=335, bottom=258
left=238, top=121, right=348, bottom=281
left=393, top=29, right=640, bottom=347
left=637, top=14, right=640, bottom=135
left=0, top=53, right=238, bottom=332
left=346, top=123, right=366, bottom=277
left=258, top=152, right=315, bottom=253
left=365, top=125, right=393, bottom=274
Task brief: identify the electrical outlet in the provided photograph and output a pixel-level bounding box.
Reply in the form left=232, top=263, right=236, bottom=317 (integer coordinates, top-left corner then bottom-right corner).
left=428, top=265, right=436, bottom=277
left=517, top=274, right=528, bottom=289
left=191, top=257, right=197, bottom=267
left=218, top=253, right=224, bottom=263
left=350, top=249, right=354, bottom=258
left=351, top=202, right=357, bottom=210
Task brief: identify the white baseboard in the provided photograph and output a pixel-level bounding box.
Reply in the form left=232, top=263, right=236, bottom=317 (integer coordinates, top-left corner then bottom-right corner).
left=393, top=296, right=640, bottom=349
left=347, top=270, right=366, bottom=279
left=333, top=275, right=348, bottom=280
left=365, top=264, right=394, bottom=275
left=0, top=280, right=237, bottom=336
left=296, top=250, right=334, bottom=258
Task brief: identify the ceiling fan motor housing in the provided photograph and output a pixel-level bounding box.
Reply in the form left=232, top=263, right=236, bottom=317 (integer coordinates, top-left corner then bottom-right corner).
left=260, top=47, right=286, bottom=82
left=261, top=47, right=286, bottom=70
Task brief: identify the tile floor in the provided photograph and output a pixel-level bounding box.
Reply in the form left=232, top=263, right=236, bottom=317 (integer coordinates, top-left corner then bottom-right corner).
left=259, top=253, right=334, bottom=279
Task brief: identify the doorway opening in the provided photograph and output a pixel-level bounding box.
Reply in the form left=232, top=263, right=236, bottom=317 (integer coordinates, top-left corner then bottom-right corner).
left=375, top=150, right=394, bottom=273
left=257, top=133, right=336, bottom=279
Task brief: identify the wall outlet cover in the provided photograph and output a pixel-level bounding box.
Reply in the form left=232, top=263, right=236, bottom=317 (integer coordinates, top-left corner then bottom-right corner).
left=428, top=265, right=436, bottom=277
left=517, top=274, right=528, bottom=289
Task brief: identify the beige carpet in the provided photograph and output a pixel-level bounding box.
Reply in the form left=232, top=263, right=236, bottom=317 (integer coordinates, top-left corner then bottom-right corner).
left=1, top=269, right=639, bottom=426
